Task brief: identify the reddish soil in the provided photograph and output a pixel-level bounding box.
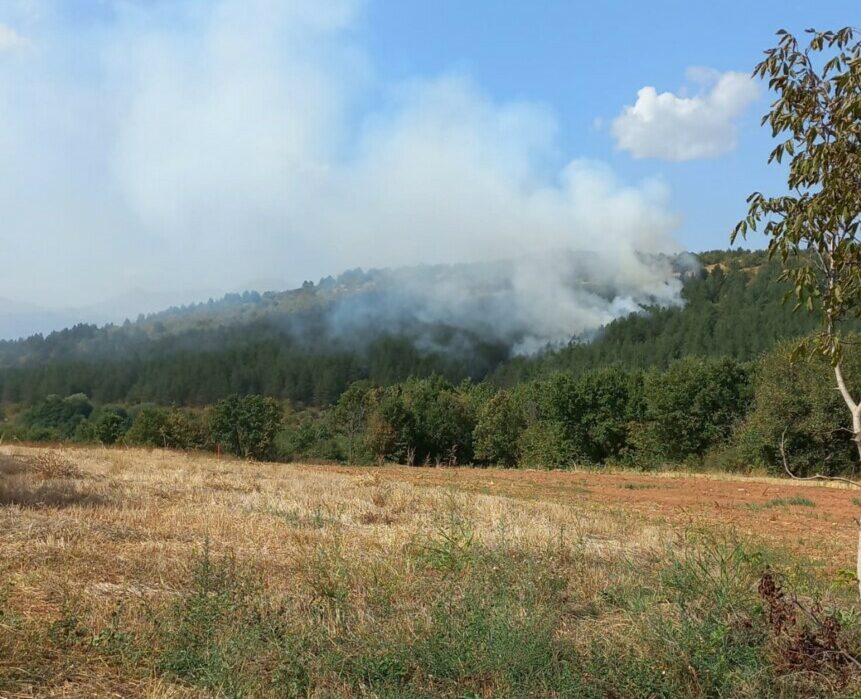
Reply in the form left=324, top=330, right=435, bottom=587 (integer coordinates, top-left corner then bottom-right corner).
left=321, top=465, right=860, bottom=571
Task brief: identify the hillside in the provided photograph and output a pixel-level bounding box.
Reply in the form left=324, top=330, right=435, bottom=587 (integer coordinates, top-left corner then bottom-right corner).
left=493, top=249, right=817, bottom=384
left=0, top=249, right=819, bottom=407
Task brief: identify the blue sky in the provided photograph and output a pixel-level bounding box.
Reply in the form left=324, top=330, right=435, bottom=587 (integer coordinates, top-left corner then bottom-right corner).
left=360, top=0, right=856, bottom=251
left=0, top=0, right=857, bottom=326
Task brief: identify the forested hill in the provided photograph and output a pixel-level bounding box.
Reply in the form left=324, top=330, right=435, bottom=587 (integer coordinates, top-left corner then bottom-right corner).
left=0, top=249, right=821, bottom=407
left=492, top=249, right=820, bottom=384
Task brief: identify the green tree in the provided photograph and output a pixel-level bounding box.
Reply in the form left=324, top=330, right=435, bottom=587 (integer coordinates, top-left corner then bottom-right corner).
left=209, top=395, right=282, bottom=460
left=734, top=339, right=861, bottom=476
left=473, top=390, right=524, bottom=467
left=21, top=393, right=93, bottom=440
left=574, top=366, right=644, bottom=463
left=400, top=376, right=475, bottom=465
left=163, top=408, right=208, bottom=450
left=365, top=387, right=413, bottom=464
left=733, top=27, right=861, bottom=457
left=275, top=417, right=341, bottom=463
left=517, top=368, right=642, bottom=465
left=333, top=380, right=374, bottom=463
left=125, top=406, right=170, bottom=447
left=732, top=27, right=861, bottom=596
left=518, top=421, right=576, bottom=470
left=638, top=358, right=751, bottom=464
left=78, top=405, right=131, bottom=445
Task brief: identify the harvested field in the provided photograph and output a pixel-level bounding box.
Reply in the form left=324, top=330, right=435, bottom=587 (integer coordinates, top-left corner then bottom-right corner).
left=2, top=445, right=861, bottom=698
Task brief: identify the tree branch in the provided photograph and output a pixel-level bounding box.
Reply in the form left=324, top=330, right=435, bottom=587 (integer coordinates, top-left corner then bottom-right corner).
left=779, top=429, right=861, bottom=487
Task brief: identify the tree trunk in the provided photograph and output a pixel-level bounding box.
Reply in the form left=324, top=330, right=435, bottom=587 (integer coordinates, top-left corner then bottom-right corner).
left=854, top=408, right=861, bottom=464
left=835, top=363, right=861, bottom=599
left=857, top=517, right=861, bottom=600
left=835, top=363, right=861, bottom=460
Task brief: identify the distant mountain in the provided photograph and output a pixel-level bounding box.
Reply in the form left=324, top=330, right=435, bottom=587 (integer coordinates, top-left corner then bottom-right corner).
left=0, top=286, right=230, bottom=342
left=0, top=251, right=694, bottom=367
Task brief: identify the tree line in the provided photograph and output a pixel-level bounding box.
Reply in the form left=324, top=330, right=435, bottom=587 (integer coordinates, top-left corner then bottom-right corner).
left=8, top=393, right=282, bottom=460
left=5, top=335, right=858, bottom=476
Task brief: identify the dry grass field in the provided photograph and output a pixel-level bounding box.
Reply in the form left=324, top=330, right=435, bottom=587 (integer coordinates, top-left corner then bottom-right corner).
left=2, top=445, right=861, bottom=697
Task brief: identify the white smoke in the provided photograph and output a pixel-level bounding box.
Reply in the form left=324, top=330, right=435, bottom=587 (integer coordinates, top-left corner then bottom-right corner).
left=0, top=0, right=687, bottom=348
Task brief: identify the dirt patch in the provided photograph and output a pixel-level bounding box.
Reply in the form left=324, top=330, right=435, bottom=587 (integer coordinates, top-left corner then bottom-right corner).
left=312, top=465, right=861, bottom=571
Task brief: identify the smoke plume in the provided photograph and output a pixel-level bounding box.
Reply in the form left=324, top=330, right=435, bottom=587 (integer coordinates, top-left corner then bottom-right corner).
left=0, top=0, right=687, bottom=348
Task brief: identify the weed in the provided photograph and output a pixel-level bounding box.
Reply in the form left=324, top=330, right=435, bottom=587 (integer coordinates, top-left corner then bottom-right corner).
left=307, top=536, right=353, bottom=627
left=416, top=497, right=475, bottom=573
left=411, top=561, right=563, bottom=693
left=260, top=503, right=333, bottom=529
left=30, top=452, right=83, bottom=479
left=157, top=546, right=309, bottom=697
left=748, top=496, right=817, bottom=510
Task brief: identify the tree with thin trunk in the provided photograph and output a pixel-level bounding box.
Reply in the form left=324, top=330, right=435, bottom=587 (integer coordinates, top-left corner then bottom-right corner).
left=733, top=26, right=861, bottom=596
left=333, top=380, right=373, bottom=464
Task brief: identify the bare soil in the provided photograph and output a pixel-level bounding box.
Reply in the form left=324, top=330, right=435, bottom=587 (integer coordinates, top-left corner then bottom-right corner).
left=318, top=464, right=860, bottom=572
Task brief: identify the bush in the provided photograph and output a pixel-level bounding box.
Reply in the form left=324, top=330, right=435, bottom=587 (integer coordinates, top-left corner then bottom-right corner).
left=76, top=406, right=131, bottom=445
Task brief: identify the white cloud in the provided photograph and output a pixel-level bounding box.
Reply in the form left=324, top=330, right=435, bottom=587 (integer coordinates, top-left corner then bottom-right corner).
left=611, top=69, right=758, bottom=161
left=0, top=22, right=29, bottom=52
